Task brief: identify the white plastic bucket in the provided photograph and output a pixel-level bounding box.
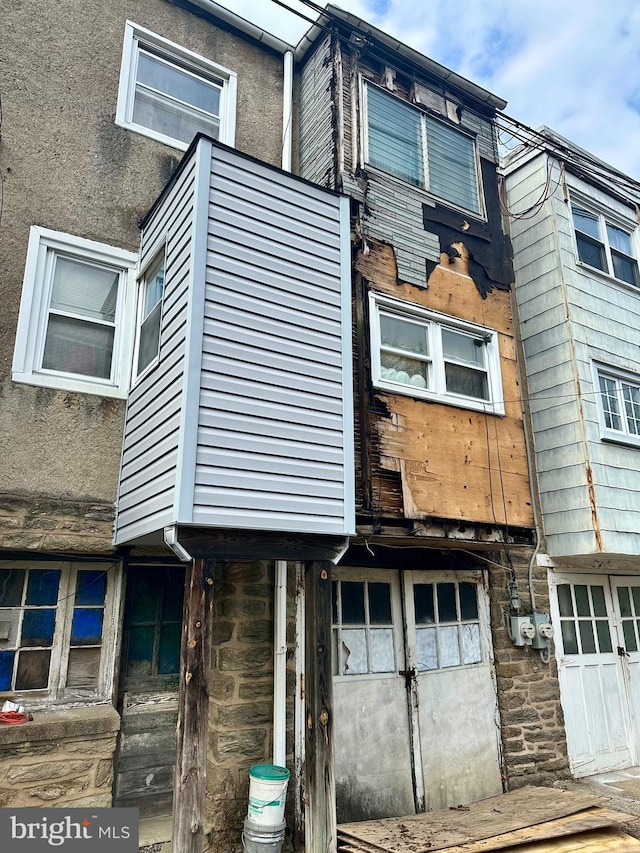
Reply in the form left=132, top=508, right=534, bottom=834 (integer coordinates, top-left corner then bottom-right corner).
left=242, top=818, right=286, bottom=853
left=247, top=764, right=290, bottom=826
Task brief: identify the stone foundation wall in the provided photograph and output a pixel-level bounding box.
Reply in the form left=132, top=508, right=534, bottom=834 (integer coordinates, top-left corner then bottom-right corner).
left=0, top=493, right=115, bottom=553
left=489, top=549, right=570, bottom=788
left=0, top=705, right=120, bottom=808
left=207, top=560, right=290, bottom=853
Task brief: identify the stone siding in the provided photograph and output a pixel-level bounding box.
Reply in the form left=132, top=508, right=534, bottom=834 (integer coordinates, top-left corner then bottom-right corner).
left=0, top=705, right=120, bottom=808
left=0, top=493, right=115, bottom=553
left=490, top=550, right=571, bottom=787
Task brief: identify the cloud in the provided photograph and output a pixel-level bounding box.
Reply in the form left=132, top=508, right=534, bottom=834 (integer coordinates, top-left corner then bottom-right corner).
left=216, top=0, right=640, bottom=179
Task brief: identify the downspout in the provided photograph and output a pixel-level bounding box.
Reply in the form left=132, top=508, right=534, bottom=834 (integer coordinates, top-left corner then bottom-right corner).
left=272, top=49, right=294, bottom=770
left=282, top=49, right=294, bottom=172
left=273, top=560, right=288, bottom=767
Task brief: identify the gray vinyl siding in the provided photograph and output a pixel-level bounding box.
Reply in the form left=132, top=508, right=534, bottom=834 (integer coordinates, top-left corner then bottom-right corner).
left=299, top=35, right=335, bottom=188
left=506, top=148, right=640, bottom=557
left=115, top=138, right=353, bottom=545
left=193, top=146, right=352, bottom=533
left=114, top=152, right=200, bottom=545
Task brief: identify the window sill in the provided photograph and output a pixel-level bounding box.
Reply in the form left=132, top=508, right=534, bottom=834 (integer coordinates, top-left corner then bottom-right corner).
left=373, top=378, right=504, bottom=416
left=0, top=704, right=120, bottom=745
left=601, top=428, right=640, bottom=449
left=575, top=261, right=640, bottom=295
left=12, top=370, right=128, bottom=399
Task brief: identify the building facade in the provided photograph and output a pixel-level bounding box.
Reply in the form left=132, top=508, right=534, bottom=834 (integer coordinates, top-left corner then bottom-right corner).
left=1, top=3, right=575, bottom=852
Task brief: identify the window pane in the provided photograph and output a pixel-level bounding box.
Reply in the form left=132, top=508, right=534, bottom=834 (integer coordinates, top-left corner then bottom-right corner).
left=607, top=223, right=633, bottom=255
left=591, top=585, right=607, bottom=617
left=137, top=302, right=162, bottom=374
left=341, top=629, right=367, bottom=674
left=370, top=629, right=395, bottom=672
left=459, top=583, right=479, bottom=620
left=416, top=627, right=438, bottom=670
left=158, top=623, right=182, bottom=674
left=75, top=571, right=107, bottom=606
left=439, top=625, right=461, bottom=667
left=133, top=88, right=220, bottom=145
left=461, top=623, right=482, bottom=664
left=623, top=620, right=638, bottom=653
left=142, top=255, right=165, bottom=319
left=43, top=314, right=114, bottom=379
left=66, top=647, right=101, bottom=688
left=426, top=117, right=479, bottom=213
left=367, top=86, right=424, bottom=187
left=612, top=251, right=639, bottom=286
left=137, top=51, right=221, bottom=115
left=618, top=587, right=632, bottom=618
left=557, top=584, right=574, bottom=617
left=381, top=356, right=429, bottom=388
left=127, top=625, right=154, bottom=676
left=632, top=588, right=640, bottom=613
left=341, top=582, right=366, bottom=624
left=162, top=570, right=185, bottom=622
left=0, top=651, right=15, bottom=690
left=572, top=205, right=601, bottom=239
left=332, top=582, right=338, bottom=625
left=596, top=620, right=613, bottom=653
left=381, top=314, right=429, bottom=356
left=21, top=609, right=56, bottom=647
left=561, top=620, right=578, bottom=654
left=445, top=363, right=488, bottom=400
left=576, top=234, right=606, bottom=271
left=70, top=609, right=104, bottom=646
left=51, top=256, right=119, bottom=322
left=25, top=570, right=60, bottom=606
left=623, top=383, right=640, bottom=434
left=15, top=649, right=51, bottom=690
left=442, top=329, right=485, bottom=367
left=579, top=621, right=596, bottom=654
left=0, top=570, right=25, bottom=606
left=368, top=583, right=392, bottom=625
left=574, top=585, right=591, bottom=617
left=599, top=374, right=622, bottom=430
left=437, top=583, right=457, bottom=622
left=128, top=575, right=159, bottom=622
left=414, top=584, right=435, bottom=624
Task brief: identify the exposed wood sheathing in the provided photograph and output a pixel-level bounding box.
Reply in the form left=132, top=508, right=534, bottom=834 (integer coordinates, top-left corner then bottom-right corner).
left=356, top=239, right=533, bottom=529
left=337, top=786, right=639, bottom=853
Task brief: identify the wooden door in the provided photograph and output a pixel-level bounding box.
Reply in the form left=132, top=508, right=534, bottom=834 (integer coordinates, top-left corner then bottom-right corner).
left=550, top=574, right=636, bottom=776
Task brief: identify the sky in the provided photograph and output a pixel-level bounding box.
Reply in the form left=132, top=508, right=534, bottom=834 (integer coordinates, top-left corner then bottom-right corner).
left=215, top=0, right=640, bottom=181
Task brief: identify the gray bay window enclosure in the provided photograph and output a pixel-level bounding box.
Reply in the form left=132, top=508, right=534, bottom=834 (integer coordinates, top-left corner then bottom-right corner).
left=115, top=137, right=354, bottom=546
left=369, top=293, right=504, bottom=415
left=364, top=82, right=481, bottom=215
left=572, top=201, right=639, bottom=287
left=116, top=22, right=237, bottom=150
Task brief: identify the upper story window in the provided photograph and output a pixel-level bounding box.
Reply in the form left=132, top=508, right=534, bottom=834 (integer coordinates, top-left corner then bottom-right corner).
left=12, top=227, right=137, bottom=398
left=0, top=562, right=121, bottom=708
left=571, top=203, right=639, bottom=287
left=364, top=83, right=481, bottom=215
left=135, top=250, right=165, bottom=379
left=596, top=365, right=640, bottom=447
left=116, top=21, right=237, bottom=150
left=369, top=293, right=504, bottom=415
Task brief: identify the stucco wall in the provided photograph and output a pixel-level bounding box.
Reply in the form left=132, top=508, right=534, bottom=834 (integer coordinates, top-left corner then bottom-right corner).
left=0, top=0, right=284, bottom=550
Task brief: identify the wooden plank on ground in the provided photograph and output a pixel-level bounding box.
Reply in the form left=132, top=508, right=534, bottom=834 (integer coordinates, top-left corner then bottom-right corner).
left=337, top=787, right=612, bottom=853
left=512, top=828, right=640, bottom=852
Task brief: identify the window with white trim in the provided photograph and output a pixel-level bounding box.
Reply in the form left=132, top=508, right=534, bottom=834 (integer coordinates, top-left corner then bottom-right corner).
left=571, top=202, right=639, bottom=287
left=134, top=249, right=165, bottom=379
left=369, top=293, right=504, bottom=414
left=0, top=562, right=121, bottom=707
left=596, top=366, right=640, bottom=445
left=12, top=227, right=137, bottom=398
left=116, top=21, right=237, bottom=150
left=364, top=82, right=482, bottom=214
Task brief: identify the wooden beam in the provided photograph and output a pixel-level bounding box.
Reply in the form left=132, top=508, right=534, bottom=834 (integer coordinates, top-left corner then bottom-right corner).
left=172, top=557, right=214, bottom=853
left=305, top=560, right=337, bottom=853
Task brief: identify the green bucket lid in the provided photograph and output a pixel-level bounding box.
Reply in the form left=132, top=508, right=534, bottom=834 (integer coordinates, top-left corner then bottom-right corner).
left=250, top=764, right=290, bottom=782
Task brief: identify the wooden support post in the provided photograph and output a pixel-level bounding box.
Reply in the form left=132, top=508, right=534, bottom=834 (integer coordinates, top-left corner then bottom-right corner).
left=173, top=557, right=214, bottom=853
left=304, top=560, right=337, bottom=853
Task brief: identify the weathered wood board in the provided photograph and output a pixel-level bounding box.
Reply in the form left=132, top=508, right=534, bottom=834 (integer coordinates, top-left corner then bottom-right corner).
left=337, top=787, right=632, bottom=853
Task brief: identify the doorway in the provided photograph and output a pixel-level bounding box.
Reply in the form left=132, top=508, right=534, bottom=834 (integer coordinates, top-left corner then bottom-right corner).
left=332, top=568, right=503, bottom=823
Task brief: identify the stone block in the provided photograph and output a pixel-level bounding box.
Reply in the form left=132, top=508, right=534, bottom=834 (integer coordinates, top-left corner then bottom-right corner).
left=8, top=759, right=93, bottom=785
left=217, top=702, right=272, bottom=728
left=210, top=728, right=267, bottom=761
left=238, top=620, right=273, bottom=643
left=220, top=647, right=272, bottom=671
left=212, top=620, right=234, bottom=644
left=209, top=672, right=237, bottom=701
left=238, top=679, right=273, bottom=700
left=220, top=599, right=265, bottom=618
left=242, top=584, right=272, bottom=599
left=94, top=758, right=114, bottom=788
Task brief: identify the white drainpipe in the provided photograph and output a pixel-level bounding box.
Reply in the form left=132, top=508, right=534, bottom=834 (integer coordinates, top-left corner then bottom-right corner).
left=282, top=50, right=294, bottom=172
left=273, top=560, right=288, bottom=767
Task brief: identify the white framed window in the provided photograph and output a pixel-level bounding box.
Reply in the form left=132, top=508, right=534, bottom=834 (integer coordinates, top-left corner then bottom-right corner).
left=594, top=364, right=640, bottom=446
left=0, top=561, right=121, bottom=708
left=116, top=21, right=237, bottom=150
left=12, top=227, right=137, bottom=398
left=133, top=248, right=166, bottom=380
left=571, top=201, right=639, bottom=287
left=369, top=293, right=504, bottom=415
left=363, top=82, right=482, bottom=215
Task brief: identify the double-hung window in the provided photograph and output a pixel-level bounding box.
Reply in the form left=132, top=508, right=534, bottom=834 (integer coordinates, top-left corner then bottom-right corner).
left=12, top=227, right=137, bottom=398
left=0, top=562, right=121, bottom=707
left=364, top=83, right=481, bottom=214
left=572, top=203, right=639, bottom=287
left=116, top=22, right=237, bottom=150
left=135, top=250, right=165, bottom=378
left=596, top=365, right=640, bottom=446
left=370, top=293, right=504, bottom=414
